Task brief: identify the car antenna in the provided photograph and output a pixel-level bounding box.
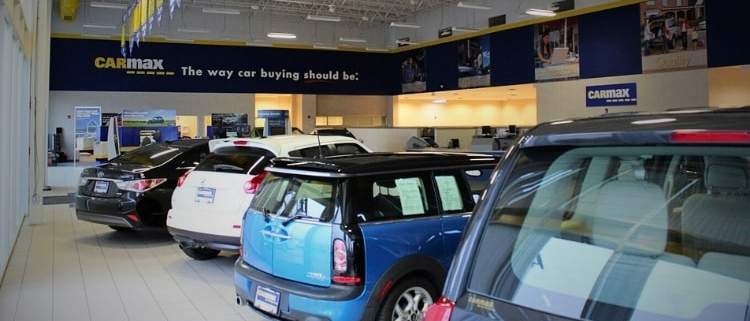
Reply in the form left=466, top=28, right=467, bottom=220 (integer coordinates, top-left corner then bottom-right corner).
left=315, top=129, right=323, bottom=159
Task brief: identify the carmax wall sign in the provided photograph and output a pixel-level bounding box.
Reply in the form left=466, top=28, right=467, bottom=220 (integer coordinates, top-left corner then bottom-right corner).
left=50, top=38, right=398, bottom=95
left=585, top=83, right=638, bottom=107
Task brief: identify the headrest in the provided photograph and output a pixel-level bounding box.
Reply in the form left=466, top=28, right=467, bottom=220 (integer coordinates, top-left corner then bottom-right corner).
left=616, top=158, right=646, bottom=181
left=704, top=157, right=749, bottom=194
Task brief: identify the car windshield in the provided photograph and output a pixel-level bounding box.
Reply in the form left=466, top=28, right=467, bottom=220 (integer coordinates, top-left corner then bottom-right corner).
left=467, top=146, right=750, bottom=321
left=109, top=143, right=182, bottom=167
left=249, top=173, right=337, bottom=222
left=195, top=146, right=271, bottom=175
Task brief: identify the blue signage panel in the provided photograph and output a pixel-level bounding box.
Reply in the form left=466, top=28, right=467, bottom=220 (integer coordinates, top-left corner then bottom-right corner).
left=50, top=38, right=398, bottom=95
left=586, top=83, right=637, bottom=107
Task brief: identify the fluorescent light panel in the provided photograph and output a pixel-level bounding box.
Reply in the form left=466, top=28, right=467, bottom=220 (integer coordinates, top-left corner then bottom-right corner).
left=90, top=1, right=127, bottom=9
left=457, top=2, right=492, bottom=10
left=339, top=37, right=367, bottom=43
left=390, top=22, right=421, bottom=29
left=452, top=27, right=479, bottom=33
left=83, top=24, right=117, bottom=29
left=525, top=8, right=557, bottom=16
left=267, top=32, right=297, bottom=39
left=307, top=15, right=341, bottom=22
left=202, top=7, right=241, bottom=15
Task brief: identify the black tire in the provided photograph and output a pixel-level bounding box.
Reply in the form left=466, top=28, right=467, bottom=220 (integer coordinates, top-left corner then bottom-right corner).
left=109, top=225, right=134, bottom=232
left=376, top=277, right=438, bottom=321
left=180, top=246, right=220, bottom=260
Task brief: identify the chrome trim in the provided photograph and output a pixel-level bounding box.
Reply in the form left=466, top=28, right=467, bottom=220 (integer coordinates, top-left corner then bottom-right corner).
left=441, top=212, right=472, bottom=218
left=358, top=215, right=442, bottom=226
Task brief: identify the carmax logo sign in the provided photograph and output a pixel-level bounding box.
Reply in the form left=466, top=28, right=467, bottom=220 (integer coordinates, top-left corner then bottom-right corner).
left=94, top=57, right=175, bottom=76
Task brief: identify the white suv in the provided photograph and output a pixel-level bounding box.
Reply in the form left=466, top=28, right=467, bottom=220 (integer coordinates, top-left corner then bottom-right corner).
left=167, top=135, right=371, bottom=260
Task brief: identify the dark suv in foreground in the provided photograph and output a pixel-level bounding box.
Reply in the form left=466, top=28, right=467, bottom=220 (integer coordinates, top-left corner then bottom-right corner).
left=235, top=152, right=499, bottom=321
left=76, top=139, right=208, bottom=231
left=425, top=108, right=750, bottom=321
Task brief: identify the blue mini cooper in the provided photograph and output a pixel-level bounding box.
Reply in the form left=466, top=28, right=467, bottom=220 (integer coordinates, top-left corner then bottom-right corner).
left=234, top=153, right=498, bottom=321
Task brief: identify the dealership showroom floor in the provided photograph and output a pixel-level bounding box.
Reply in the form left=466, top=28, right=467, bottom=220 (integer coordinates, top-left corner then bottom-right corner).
left=2, top=0, right=750, bottom=321
left=1, top=189, right=260, bottom=321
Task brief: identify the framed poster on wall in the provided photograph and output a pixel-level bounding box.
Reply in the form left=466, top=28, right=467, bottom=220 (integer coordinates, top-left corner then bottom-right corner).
left=73, top=106, right=101, bottom=152
left=458, top=36, right=491, bottom=88
left=401, top=49, right=427, bottom=93
left=534, top=17, right=580, bottom=81
left=641, top=0, right=707, bottom=72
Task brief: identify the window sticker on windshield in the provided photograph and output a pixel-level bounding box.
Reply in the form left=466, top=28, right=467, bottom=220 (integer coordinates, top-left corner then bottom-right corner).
left=395, top=178, right=425, bottom=215
left=436, top=176, right=464, bottom=211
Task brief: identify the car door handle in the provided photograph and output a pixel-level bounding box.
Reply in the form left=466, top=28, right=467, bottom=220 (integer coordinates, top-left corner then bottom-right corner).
left=261, top=230, right=290, bottom=240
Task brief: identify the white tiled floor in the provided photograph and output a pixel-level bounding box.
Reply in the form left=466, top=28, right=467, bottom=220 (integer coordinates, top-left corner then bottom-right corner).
left=0, top=202, right=264, bottom=321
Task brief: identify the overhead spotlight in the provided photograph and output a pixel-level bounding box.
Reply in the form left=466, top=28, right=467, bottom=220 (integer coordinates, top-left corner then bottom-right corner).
left=90, top=1, right=127, bottom=9
left=267, top=32, right=297, bottom=39
left=202, top=7, right=241, bottom=15
left=306, top=15, right=341, bottom=22
left=457, top=2, right=492, bottom=10
left=390, top=22, right=421, bottom=29
left=339, top=37, right=367, bottom=43
left=525, top=8, right=557, bottom=17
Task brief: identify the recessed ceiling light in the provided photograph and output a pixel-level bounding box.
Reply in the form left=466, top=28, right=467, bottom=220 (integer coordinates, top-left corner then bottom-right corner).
left=457, top=2, right=492, bottom=10
left=267, top=32, right=297, bottom=39
left=433, top=99, right=447, bottom=104
left=390, top=22, right=421, bottom=29
left=525, top=8, right=557, bottom=17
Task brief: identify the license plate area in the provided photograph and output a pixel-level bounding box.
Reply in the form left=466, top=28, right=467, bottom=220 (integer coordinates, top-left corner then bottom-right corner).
left=253, top=286, right=280, bottom=316
left=195, top=187, right=216, bottom=204
left=93, top=180, right=110, bottom=194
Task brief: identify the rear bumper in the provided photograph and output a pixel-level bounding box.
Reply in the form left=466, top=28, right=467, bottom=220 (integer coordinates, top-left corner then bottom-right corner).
left=168, top=227, right=240, bottom=251
left=76, top=210, right=136, bottom=228
left=234, top=260, right=369, bottom=321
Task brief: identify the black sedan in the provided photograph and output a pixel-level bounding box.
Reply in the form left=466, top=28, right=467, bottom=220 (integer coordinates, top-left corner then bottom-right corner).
left=75, top=139, right=208, bottom=231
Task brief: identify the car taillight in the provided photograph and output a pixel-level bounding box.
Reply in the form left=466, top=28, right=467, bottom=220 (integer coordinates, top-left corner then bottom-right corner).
left=116, top=178, right=167, bottom=192
left=423, top=297, right=455, bottom=321
left=332, top=238, right=362, bottom=285
left=177, top=171, right=192, bottom=187
left=671, top=130, right=750, bottom=144
left=244, top=171, right=267, bottom=195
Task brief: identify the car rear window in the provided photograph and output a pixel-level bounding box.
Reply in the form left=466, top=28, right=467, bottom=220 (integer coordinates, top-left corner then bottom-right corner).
left=110, top=143, right=183, bottom=167
left=249, top=173, right=338, bottom=222
left=195, top=146, right=272, bottom=174
left=287, top=143, right=368, bottom=158
left=467, top=146, right=750, bottom=321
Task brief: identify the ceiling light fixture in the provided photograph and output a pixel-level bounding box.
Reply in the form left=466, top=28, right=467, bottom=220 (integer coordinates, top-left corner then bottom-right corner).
left=390, top=22, right=421, bottom=29
left=202, top=7, right=241, bottom=15
left=433, top=99, right=447, bottom=104
left=177, top=28, right=210, bottom=33
left=452, top=27, right=479, bottom=33
left=82, top=24, right=117, bottom=29
left=525, top=8, right=557, bottom=17
left=90, top=1, right=127, bottom=9
left=267, top=32, right=297, bottom=39
left=273, top=0, right=313, bottom=5
left=457, top=2, right=492, bottom=10
left=339, top=37, right=367, bottom=43
left=250, top=5, right=260, bottom=10
left=306, top=14, right=341, bottom=22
